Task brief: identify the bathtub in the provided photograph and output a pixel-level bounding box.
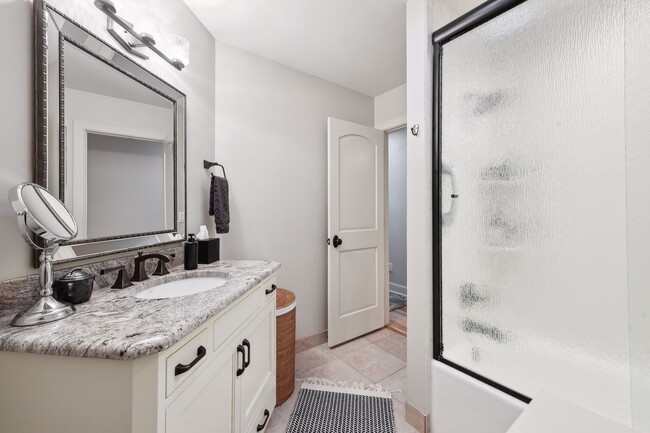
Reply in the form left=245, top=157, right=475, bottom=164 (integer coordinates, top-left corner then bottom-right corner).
left=431, top=360, right=527, bottom=433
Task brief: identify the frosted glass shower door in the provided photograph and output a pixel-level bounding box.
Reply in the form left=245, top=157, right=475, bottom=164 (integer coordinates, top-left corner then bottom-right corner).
left=437, top=0, right=632, bottom=426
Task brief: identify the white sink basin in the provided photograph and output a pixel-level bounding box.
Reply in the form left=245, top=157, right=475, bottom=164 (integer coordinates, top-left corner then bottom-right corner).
left=134, top=277, right=230, bottom=300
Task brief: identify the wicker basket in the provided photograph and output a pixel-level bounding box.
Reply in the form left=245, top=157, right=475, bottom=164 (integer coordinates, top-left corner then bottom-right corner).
left=275, top=288, right=296, bottom=406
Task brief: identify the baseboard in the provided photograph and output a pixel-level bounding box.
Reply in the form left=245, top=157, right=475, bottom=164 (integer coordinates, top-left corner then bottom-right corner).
left=389, top=283, right=407, bottom=296
left=405, top=401, right=429, bottom=433
left=295, top=330, right=328, bottom=353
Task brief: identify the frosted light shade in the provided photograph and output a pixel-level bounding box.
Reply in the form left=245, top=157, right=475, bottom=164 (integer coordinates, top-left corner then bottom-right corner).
left=165, top=34, right=190, bottom=67
left=132, top=6, right=162, bottom=44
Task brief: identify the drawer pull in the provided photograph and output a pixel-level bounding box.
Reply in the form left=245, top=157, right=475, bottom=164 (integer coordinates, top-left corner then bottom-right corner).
left=243, top=339, right=251, bottom=368
left=174, top=345, right=206, bottom=376
left=256, top=409, right=270, bottom=432
left=265, top=284, right=277, bottom=295
left=236, top=344, right=246, bottom=376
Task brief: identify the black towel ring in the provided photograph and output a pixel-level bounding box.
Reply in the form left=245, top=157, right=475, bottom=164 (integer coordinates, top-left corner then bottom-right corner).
left=203, top=160, right=227, bottom=179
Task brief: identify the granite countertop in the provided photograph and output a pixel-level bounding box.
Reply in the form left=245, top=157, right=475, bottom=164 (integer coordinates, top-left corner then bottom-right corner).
left=0, top=260, right=280, bottom=360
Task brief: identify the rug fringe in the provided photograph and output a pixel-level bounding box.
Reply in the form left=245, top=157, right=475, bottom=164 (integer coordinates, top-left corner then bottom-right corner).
left=298, top=377, right=398, bottom=399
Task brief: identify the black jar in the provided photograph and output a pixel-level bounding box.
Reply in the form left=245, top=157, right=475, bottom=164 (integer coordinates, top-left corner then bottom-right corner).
left=53, top=269, right=95, bottom=304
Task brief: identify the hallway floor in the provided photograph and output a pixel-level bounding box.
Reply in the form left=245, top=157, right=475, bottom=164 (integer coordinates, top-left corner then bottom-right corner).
left=387, top=307, right=407, bottom=335
left=267, top=328, right=414, bottom=433
left=389, top=292, right=407, bottom=311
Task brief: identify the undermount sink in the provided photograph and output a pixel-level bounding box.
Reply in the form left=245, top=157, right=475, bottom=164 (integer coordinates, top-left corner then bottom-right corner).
left=134, top=277, right=230, bottom=300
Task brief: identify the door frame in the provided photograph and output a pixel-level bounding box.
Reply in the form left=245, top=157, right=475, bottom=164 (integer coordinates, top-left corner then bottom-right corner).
left=431, top=0, right=532, bottom=403
left=383, top=124, right=408, bottom=326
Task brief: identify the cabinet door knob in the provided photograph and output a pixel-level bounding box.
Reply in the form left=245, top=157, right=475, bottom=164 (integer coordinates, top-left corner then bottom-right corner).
left=256, top=409, right=270, bottom=431
left=174, top=345, right=206, bottom=376
left=236, top=344, right=246, bottom=376
left=333, top=235, right=343, bottom=248
left=265, top=284, right=277, bottom=295
left=242, top=339, right=251, bottom=369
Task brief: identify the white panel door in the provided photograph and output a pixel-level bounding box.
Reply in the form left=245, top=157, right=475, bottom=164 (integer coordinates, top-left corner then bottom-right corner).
left=327, top=117, right=386, bottom=347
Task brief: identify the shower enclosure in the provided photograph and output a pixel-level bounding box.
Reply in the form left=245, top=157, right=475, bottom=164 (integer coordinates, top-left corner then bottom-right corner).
left=432, top=0, right=650, bottom=430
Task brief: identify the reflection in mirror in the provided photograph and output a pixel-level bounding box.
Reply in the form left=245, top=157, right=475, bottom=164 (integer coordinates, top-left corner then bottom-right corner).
left=60, top=41, right=174, bottom=241
left=36, top=1, right=186, bottom=265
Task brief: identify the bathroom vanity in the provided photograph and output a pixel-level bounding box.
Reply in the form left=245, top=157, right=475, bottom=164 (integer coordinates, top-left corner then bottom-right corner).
left=0, top=261, right=279, bottom=433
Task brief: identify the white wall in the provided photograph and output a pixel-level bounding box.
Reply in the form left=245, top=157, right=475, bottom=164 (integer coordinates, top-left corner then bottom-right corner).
left=625, top=1, right=650, bottom=431
left=388, top=128, right=407, bottom=295
left=0, top=0, right=215, bottom=282
left=375, top=84, right=407, bottom=130
left=405, top=0, right=436, bottom=425
left=86, top=134, right=166, bottom=238
left=214, top=42, right=374, bottom=339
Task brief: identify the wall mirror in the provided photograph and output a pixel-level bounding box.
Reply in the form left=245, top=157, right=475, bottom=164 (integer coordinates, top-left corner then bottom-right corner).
left=35, top=0, right=186, bottom=265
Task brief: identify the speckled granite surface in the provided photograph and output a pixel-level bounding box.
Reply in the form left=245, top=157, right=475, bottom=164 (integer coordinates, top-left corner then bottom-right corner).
left=0, top=260, right=280, bottom=360
left=0, top=245, right=184, bottom=314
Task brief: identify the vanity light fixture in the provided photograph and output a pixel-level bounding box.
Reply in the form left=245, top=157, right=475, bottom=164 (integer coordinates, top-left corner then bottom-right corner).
left=94, top=0, right=190, bottom=70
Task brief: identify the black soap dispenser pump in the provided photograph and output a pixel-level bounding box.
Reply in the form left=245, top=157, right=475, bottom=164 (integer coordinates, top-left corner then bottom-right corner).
left=184, top=233, right=198, bottom=270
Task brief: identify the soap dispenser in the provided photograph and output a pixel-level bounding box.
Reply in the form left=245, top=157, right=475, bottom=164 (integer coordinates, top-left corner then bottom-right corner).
left=184, top=233, right=198, bottom=270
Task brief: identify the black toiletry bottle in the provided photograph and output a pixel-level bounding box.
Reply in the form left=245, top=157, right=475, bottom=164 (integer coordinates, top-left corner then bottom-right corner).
left=184, top=233, right=198, bottom=270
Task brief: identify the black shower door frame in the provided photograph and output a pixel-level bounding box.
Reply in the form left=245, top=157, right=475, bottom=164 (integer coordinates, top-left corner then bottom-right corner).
left=432, top=0, right=532, bottom=403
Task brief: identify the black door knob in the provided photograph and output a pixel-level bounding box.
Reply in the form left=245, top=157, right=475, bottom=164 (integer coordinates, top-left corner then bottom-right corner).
left=333, top=235, right=343, bottom=248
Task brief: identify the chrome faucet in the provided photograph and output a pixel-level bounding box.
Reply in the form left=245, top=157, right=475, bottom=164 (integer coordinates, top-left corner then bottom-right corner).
left=132, top=252, right=173, bottom=282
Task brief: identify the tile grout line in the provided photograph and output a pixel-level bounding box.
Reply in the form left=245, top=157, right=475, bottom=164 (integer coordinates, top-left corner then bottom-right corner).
left=337, top=341, right=406, bottom=384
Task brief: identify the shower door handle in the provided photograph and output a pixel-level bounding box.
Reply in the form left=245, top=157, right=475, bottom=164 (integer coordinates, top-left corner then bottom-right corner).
left=441, top=162, right=459, bottom=226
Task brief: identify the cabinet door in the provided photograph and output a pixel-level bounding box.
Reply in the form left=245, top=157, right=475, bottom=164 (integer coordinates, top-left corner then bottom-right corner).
left=237, top=301, right=276, bottom=432
left=166, top=349, right=235, bottom=433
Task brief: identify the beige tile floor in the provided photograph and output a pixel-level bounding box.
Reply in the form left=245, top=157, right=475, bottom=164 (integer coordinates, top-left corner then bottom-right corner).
left=267, top=328, right=415, bottom=433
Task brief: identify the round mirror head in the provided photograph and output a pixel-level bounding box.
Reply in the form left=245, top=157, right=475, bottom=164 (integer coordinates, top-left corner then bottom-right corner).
left=9, top=183, right=77, bottom=244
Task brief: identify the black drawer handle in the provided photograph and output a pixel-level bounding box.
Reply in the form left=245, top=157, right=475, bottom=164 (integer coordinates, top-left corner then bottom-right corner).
left=243, top=339, right=251, bottom=368
left=256, top=409, right=270, bottom=431
left=265, top=284, right=277, bottom=295
left=174, top=345, right=206, bottom=376
left=236, top=344, right=246, bottom=376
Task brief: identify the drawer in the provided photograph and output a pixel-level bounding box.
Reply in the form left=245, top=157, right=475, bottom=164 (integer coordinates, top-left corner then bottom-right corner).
left=213, top=286, right=262, bottom=354
left=166, top=328, right=209, bottom=397
left=261, top=276, right=277, bottom=305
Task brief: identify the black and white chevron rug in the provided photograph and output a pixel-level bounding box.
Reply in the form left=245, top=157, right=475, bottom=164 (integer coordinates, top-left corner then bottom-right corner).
left=285, top=378, right=397, bottom=433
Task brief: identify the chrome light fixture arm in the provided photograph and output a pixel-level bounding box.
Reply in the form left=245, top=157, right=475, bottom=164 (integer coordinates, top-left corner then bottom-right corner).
left=94, top=0, right=186, bottom=71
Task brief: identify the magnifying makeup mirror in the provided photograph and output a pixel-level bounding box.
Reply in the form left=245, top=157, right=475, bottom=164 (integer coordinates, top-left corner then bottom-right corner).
left=8, top=183, right=78, bottom=326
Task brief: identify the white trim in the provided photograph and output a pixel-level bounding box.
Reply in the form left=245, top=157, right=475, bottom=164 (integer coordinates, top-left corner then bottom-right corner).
left=376, top=116, right=408, bottom=132
left=390, top=283, right=408, bottom=296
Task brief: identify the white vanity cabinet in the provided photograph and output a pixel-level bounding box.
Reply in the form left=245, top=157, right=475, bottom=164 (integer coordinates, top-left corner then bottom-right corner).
left=164, top=299, right=276, bottom=433
left=237, top=301, right=277, bottom=433
left=0, top=273, right=278, bottom=433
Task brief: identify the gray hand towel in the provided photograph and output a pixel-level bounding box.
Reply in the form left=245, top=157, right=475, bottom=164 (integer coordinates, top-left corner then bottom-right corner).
left=209, top=174, right=230, bottom=234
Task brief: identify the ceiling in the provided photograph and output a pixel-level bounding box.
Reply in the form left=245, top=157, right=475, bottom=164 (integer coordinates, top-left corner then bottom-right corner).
left=182, top=0, right=407, bottom=97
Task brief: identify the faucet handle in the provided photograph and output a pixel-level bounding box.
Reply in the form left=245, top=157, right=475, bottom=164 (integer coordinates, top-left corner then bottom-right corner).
left=100, top=266, right=133, bottom=289
left=153, top=253, right=176, bottom=276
